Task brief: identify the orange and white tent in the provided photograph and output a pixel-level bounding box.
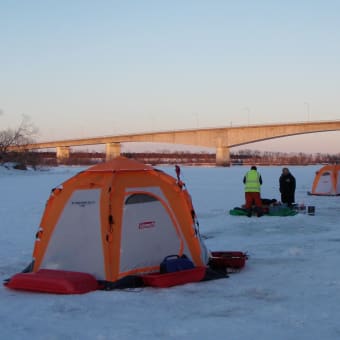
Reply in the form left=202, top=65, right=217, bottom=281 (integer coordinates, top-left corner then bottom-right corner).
left=309, top=164, right=340, bottom=196
left=29, top=157, right=209, bottom=286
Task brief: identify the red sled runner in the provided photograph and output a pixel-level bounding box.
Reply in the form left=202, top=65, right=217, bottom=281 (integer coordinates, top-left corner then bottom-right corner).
left=4, top=269, right=99, bottom=294
left=141, top=266, right=207, bottom=288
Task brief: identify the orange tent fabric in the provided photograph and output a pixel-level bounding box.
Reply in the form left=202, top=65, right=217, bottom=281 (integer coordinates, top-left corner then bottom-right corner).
left=309, top=164, right=340, bottom=196
left=31, top=157, right=209, bottom=284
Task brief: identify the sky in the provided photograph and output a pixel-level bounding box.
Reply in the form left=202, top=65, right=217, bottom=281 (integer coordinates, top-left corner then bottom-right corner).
left=2, top=164, right=340, bottom=339
left=1, top=0, right=340, bottom=153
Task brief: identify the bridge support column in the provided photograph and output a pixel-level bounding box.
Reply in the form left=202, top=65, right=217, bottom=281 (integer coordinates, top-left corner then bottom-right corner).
left=56, top=146, right=70, bottom=164
left=216, top=146, right=230, bottom=167
left=106, top=142, right=121, bottom=161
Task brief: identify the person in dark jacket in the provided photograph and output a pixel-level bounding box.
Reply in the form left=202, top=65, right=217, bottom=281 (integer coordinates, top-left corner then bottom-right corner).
left=279, top=167, right=296, bottom=207
left=243, top=165, right=263, bottom=217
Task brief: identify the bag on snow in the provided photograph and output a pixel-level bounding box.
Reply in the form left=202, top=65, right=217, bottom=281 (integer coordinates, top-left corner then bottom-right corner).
left=160, top=254, right=195, bottom=273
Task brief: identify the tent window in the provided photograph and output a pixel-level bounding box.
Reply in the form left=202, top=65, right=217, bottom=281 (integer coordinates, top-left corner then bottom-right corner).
left=125, top=193, right=157, bottom=205
left=322, top=172, right=330, bottom=176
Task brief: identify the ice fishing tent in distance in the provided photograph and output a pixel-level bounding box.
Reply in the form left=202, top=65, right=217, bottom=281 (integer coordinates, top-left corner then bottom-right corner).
left=309, top=164, right=340, bottom=196
left=27, top=156, right=209, bottom=287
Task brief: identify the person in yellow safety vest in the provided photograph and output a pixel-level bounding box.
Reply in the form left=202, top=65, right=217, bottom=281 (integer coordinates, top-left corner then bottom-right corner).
left=243, top=165, right=263, bottom=217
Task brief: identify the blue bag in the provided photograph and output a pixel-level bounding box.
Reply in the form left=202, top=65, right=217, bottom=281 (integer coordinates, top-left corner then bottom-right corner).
left=160, top=254, right=195, bottom=273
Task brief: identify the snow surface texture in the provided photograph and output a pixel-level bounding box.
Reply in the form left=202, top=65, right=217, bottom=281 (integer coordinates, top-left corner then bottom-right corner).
left=1, top=164, right=340, bottom=340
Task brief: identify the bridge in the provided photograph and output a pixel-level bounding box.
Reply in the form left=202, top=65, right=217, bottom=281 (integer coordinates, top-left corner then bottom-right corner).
left=10, top=120, right=340, bottom=166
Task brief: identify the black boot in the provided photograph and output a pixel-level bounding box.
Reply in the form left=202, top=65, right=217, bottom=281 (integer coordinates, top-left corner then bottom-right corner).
left=253, top=206, right=263, bottom=217
left=256, top=207, right=263, bottom=217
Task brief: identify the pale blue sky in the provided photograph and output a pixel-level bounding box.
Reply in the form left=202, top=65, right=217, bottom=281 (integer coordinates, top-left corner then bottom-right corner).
left=1, top=0, right=340, bottom=153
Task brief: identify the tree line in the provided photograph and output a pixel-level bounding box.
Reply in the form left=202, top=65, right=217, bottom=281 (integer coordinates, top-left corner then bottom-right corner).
left=22, top=150, right=339, bottom=166
left=232, top=149, right=340, bottom=165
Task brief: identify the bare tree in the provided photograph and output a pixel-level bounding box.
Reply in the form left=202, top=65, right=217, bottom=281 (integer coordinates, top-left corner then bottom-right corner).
left=0, top=115, right=39, bottom=167
left=0, top=115, right=38, bottom=154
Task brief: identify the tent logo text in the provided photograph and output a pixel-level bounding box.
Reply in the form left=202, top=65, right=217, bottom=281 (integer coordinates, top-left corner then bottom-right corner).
left=138, top=221, right=156, bottom=229
left=71, top=200, right=96, bottom=208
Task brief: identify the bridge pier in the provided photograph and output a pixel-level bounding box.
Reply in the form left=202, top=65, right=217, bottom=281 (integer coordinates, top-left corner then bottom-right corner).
left=106, top=142, right=121, bottom=161
left=216, top=146, right=230, bottom=167
left=56, top=146, right=70, bottom=163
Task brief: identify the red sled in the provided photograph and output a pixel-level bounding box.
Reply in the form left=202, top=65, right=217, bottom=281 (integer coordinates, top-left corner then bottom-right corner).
left=141, top=266, right=206, bottom=288
left=4, top=269, right=99, bottom=294
left=209, top=251, right=248, bottom=270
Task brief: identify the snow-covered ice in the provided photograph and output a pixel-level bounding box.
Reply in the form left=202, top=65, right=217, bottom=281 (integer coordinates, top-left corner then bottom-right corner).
left=1, top=164, right=340, bottom=340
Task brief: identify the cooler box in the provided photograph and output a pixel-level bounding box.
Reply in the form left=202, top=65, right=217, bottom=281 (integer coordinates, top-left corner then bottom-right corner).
left=209, top=251, right=248, bottom=269
left=160, top=254, right=195, bottom=273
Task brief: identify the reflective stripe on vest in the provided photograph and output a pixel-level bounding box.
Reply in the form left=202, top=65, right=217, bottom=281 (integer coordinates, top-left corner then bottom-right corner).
left=245, top=170, right=261, bottom=192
